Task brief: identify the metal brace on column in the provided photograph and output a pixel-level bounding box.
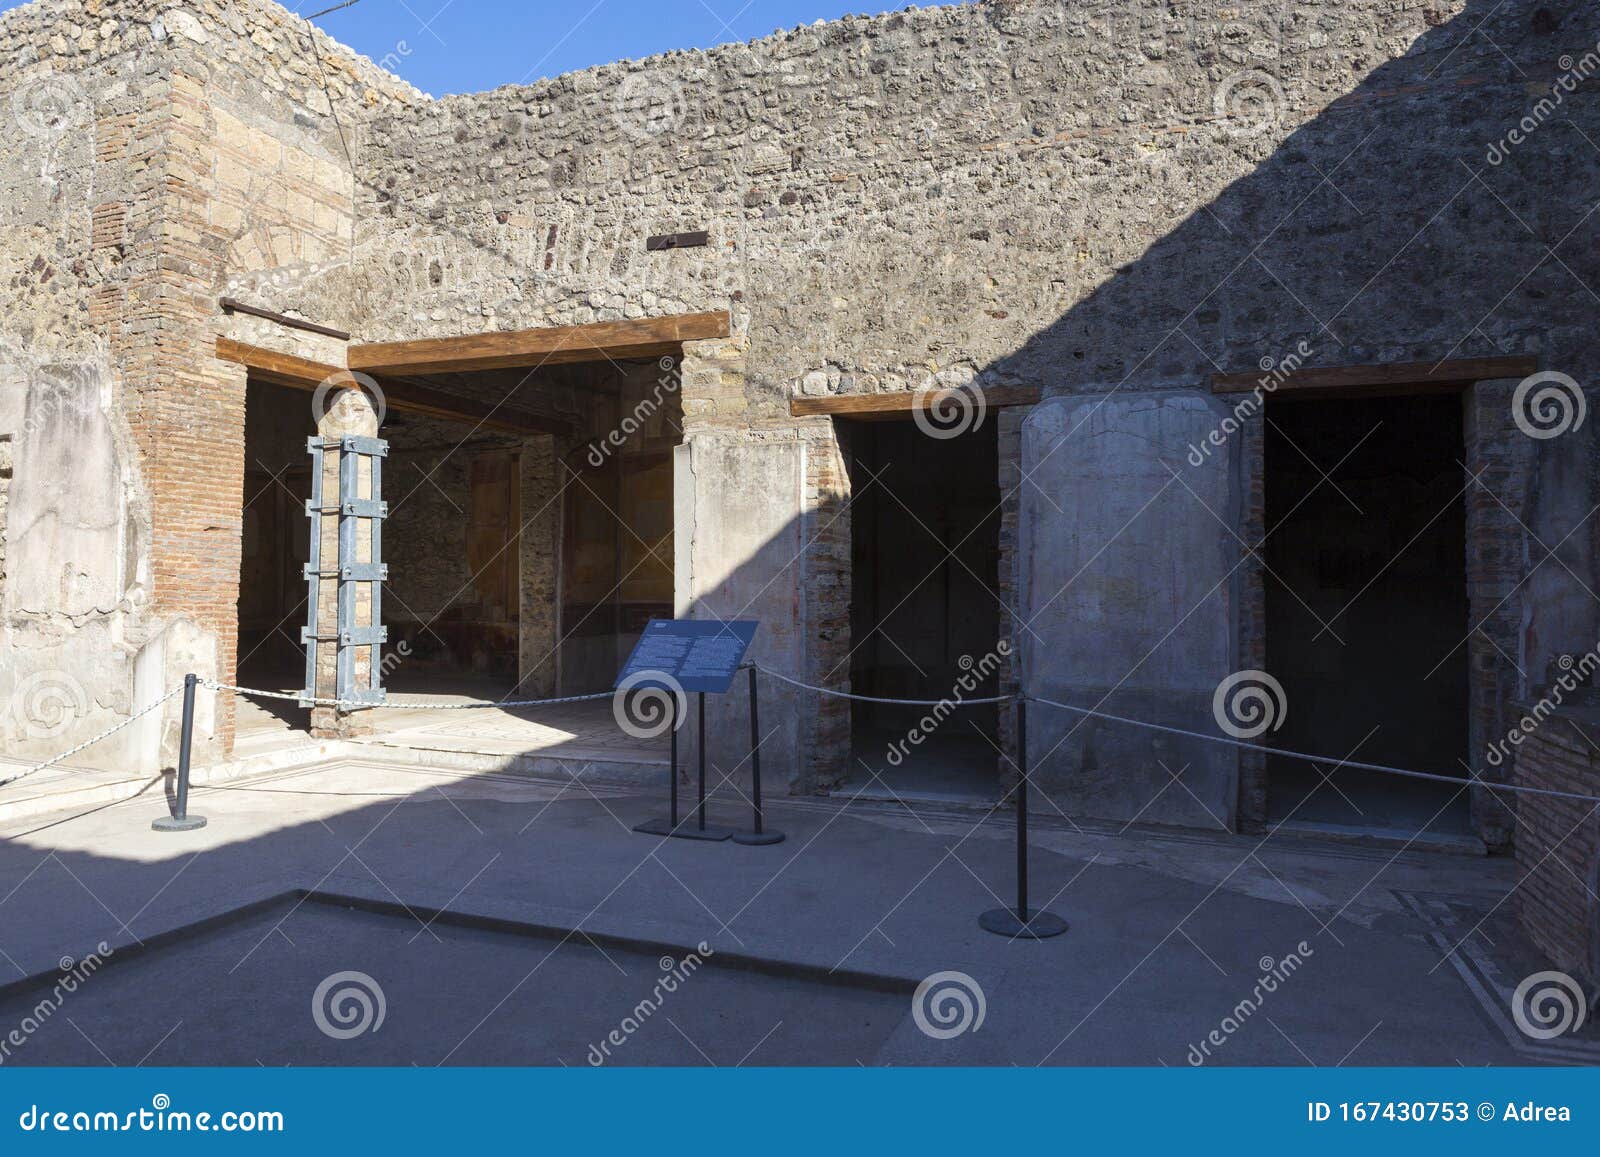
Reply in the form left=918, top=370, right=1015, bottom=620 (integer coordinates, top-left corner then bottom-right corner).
left=301, top=435, right=390, bottom=707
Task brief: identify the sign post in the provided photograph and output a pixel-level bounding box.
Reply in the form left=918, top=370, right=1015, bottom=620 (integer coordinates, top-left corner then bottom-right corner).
left=621, top=619, right=759, bottom=843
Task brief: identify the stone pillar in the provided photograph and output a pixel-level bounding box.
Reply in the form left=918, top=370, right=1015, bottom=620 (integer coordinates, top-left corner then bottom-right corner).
left=309, top=386, right=379, bottom=738
left=678, top=336, right=749, bottom=435
left=517, top=434, right=560, bottom=697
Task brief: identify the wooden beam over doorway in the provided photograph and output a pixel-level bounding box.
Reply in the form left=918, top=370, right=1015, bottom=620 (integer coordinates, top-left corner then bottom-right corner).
left=214, top=338, right=570, bottom=435
left=790, top=384, right=1041, bottom=420
left=346, top=311, right=732, bottom=377
left=1210, top=355, right=1539, bottom=397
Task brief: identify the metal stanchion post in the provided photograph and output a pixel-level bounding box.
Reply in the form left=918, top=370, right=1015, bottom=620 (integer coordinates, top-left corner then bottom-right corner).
left=153, top=673, right=207, bottom=833
left=669, top=694, right=680, bottom=828
left=733, top=665, right=784, bottom=846
left=980, top=697, right=1066, bottom=938
left=635, top=685, right=731, bottom=841
left=697, top=691, right=707, bottom=831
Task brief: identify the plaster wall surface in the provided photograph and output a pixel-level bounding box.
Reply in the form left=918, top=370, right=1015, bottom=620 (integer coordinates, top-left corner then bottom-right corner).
left=675, top=436, right=804, bottom=791
left=1022, top=392, right=1239, bottom=829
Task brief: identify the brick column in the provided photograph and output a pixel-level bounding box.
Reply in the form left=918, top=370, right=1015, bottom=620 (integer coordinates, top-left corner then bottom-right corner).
left=113, top=70, right=247, bottom=761
left=1466, top=378, right=1536, bottom=847
left=803, top=421, right=851, bottom=791
left=1513, top=709, right=1600, bottom=987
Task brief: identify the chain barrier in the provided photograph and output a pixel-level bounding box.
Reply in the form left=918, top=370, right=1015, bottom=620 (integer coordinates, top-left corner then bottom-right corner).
left=742, top=662, right=1012, bottom=706
left=9, top=672, right=1599, bottom=809
left=204, top=681, right=614, bottom=711
left=1024, top=695, right=1600, bottom=806
left=0, top=686, right=184, bottom=790
left=742, top=664, right=1600, bottom=807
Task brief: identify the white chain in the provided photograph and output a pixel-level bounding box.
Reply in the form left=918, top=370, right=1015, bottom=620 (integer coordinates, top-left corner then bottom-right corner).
left=740, top=665, right=1600, bottom=807
left=744, top=663, right=1013, bottom=706
left=1027, top=695, right=1600, bottom=806
left=15, top=677, right=1577, bottom=808
left=0, top=686, right=184, bottom=790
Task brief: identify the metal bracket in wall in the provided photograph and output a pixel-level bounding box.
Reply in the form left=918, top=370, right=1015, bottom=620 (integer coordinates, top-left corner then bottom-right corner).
left=646, top=230, right=710, bottom=252
left=218, top=297, right=352, bottom=341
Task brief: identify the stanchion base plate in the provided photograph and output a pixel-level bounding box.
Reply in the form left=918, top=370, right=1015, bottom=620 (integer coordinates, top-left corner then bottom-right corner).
left=152, top=815, right=207, bottom=833
left=731, top=830, right=786, bottom=846
left=633, top=817, right=734, bottom=842
left=979, top=907, right=1068, bottom=939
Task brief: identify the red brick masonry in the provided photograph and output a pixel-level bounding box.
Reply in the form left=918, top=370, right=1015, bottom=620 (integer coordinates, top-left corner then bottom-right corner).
left=1514, top=709, right=1600, bottom=986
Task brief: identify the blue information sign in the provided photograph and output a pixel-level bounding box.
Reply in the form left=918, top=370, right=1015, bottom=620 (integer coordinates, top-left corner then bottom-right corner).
left=615, top=619, right=760, bottom=694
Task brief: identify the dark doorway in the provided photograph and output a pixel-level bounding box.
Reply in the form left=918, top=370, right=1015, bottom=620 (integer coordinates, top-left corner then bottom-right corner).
left=237, top=377, right=316, bottom=696
left=559, top=448, right=674, bottom=693
left=1263, top=392, right=1471, bottom=835
left=843, top=420, right=1002, bottom=802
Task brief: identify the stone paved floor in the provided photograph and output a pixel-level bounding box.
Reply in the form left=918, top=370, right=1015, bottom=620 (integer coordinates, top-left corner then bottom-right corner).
left=0, top=757, right=1592, bottom=1066
left=233, top=676, right=665, bottom=769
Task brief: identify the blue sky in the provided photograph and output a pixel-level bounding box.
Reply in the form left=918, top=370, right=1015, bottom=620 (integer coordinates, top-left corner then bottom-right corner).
left=1, top=1, right=933, bottom=94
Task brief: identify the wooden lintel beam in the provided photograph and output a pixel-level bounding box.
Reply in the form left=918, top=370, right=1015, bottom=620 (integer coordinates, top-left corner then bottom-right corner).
left=789, top=385, right=1041, bottom=419
left=214, top=338, right=570, bottom=435
left=1211, top=356, right=1539, bottom=396
left=215, top=336, right=343, bottom=388
left=346, top=311, right=731, bottom=376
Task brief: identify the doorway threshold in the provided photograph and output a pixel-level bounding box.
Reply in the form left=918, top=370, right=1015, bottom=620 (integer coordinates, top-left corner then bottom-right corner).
left=1266, top=817, right=1487, bottom=857
left=829, top=781, right=1000, bottom=810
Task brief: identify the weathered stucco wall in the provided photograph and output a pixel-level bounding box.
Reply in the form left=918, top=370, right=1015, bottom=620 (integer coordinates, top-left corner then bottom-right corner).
left=0, top=0, right=418, bottom=766
left=1, top=4, right=165, bottom=767
left=1022, top=392, right=1241, bottom=830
